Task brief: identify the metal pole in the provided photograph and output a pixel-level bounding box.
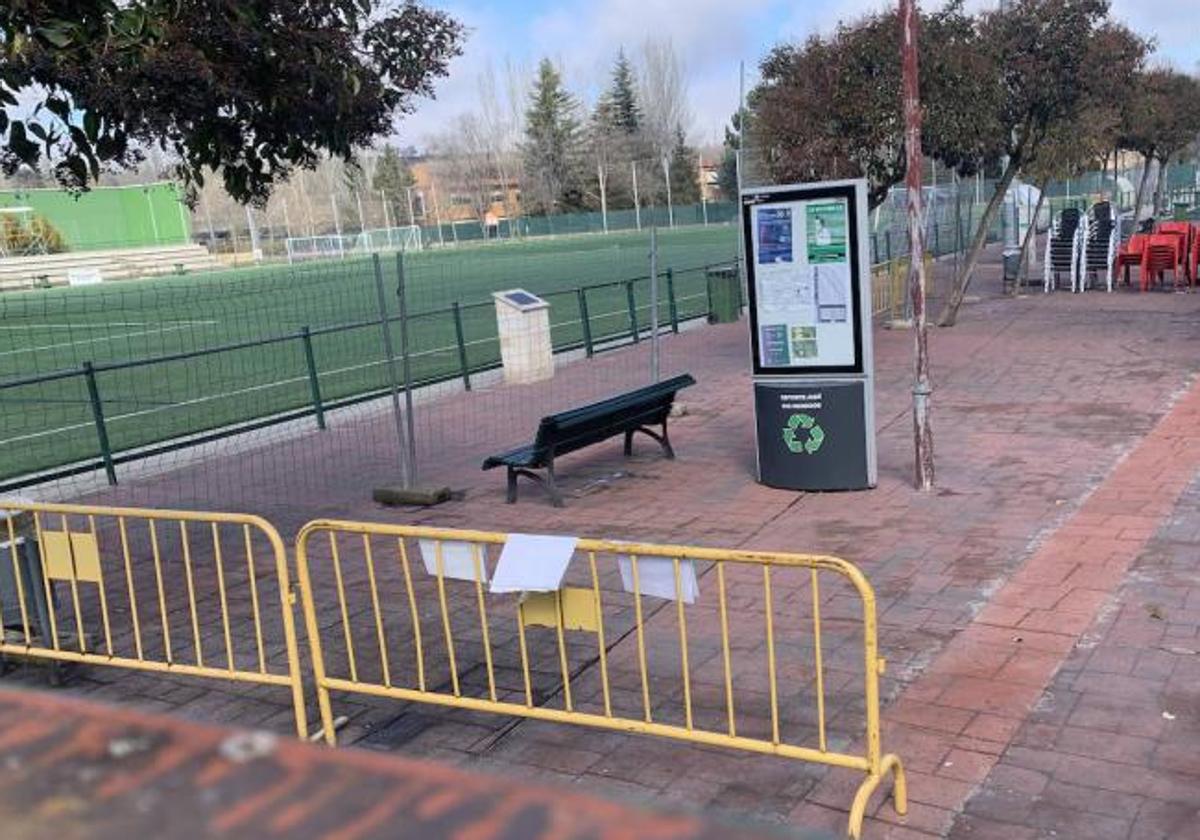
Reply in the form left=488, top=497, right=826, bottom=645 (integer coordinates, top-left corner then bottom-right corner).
left=625, top=280, right=639, bottom=343
left=666, top=267, right=679, bottom=333
left=355, top=190, right=367, bottom=236
left=649, top=224, right=660, bottom=382
left=395, top=251, right=419, bottom=484
left=245, top=206, right=261, bottom=260
left=662, top=157, right=675, bottom=229
left=372, top=253, right=413, bottom=489
left=381, top=189, right=393, bottom=249
left=598, top=159, right=609, bottom=234
left=901, top=0, right=934, bottom=491
left=577, top=288, right=594, bottom=357
left=451, top=301, right=472, bottom=391
left=632, top=161, right=642, bottom=231
left=299, top=327, right=326, bottom=430
left=430, top=183, right=445, bottom=246
left=736, top=60, right=748, bottom=302
left=405, top=187, right=416, bottom=227
left=331, top=196, right=344, bottom=258
left=700, top=153, right=709, bottom=225
left=82, top=361, right=117, bottom=486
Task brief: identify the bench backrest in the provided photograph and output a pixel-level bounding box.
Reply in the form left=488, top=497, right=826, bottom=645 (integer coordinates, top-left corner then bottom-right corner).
left=532, top=374, right=695, bottom=460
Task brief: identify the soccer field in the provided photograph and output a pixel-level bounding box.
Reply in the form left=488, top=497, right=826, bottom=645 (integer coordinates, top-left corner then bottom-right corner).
left=0, top=224, right=738, bottom=485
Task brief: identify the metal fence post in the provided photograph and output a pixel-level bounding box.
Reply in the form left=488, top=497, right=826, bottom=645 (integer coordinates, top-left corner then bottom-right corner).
left=451, top=302, right=471, bottom=391
left=372, top=253, right=413, bottom=489
left=649, top=225, right=660, bottom=382
left=885, top=229, right=893, bottom=265
left=299, top=327, right=326, bottom=430
left=625, top=279, right=639, bottom=343
left=577, top=288, right=594, bottom=357
left=666, top=267, right=679, bottom=333
left=82, top=361, right=117, bottom=485
left=395, top=252, right=419, bottom=483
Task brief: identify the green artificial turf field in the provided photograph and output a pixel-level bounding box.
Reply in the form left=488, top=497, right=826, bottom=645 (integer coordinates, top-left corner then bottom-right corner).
left=0, top=224, right=738, bottom=483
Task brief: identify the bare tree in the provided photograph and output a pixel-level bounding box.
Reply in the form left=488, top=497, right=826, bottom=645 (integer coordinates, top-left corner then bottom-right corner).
left=637, top=38, right=691, bottom=164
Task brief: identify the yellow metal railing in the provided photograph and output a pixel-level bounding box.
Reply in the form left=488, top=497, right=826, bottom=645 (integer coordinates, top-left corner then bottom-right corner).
left=0, top=500, right=308, bottom=737
left=294, top=520, right=906, bottom=838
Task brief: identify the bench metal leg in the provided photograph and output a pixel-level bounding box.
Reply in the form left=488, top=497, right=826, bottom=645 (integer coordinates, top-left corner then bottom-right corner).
left=624, top=420, right=675, bottom=459
left=507, top=466, right=564, bottom=507
left=506, top=467, right=519, bottom=504
left=544, top=459, right=564, bottom=508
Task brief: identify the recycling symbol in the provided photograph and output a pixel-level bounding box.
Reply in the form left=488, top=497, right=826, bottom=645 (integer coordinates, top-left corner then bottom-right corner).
left=782, top=413, right=825, bottom=455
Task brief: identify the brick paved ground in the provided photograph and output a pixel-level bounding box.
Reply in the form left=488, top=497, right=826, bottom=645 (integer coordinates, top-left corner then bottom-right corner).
left=947, top=476, right=1200, bottom=840
left=4, top=254, right=1200, bottom=838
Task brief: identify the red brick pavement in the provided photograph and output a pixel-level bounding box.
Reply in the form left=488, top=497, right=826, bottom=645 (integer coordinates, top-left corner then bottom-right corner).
left=9, top=259, right=1200, bottom=837
left=795, top=357, right=1200, bottom=838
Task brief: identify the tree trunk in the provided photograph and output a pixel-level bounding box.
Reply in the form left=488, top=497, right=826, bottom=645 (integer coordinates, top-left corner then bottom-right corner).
left=1133, top=152, right=1154, bottom=222
left=937, top=158, right=1018, bottom=326
left=1152, top=157, right=1169, bottom=215
left=900, top=0, right=934, bottom=491
left=1012, top=179, right=1047, bottom=295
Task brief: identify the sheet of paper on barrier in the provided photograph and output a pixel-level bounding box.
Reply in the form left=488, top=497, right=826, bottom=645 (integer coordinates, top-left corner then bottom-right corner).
left=419, top=538, right=488, bottom=583
left=618, top=555, right=699, bottom=603
left=490, top=534, right=578, bottom=593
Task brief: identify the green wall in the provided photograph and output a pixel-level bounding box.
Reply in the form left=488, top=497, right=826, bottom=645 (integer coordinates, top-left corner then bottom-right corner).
left=0, top=182, right=191, bottom=252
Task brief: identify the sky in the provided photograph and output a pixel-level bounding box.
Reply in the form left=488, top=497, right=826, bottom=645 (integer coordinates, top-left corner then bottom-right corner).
left=395, top=0, right=1200, bottom=150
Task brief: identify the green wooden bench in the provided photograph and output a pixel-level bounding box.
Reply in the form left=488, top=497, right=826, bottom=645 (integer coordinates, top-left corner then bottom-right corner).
left=482, top=374, right=695, bottom=507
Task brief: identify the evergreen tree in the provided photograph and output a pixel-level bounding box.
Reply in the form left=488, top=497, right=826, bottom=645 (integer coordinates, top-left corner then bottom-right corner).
left=716, top=112, right=742, bottom=201
left=597, top=49, right=642, bottom=136
left=668, top=125, right=701, bottom=205
left=372, top=144, right=416, bottom=224
left=521, top=58, right=585, bottom=213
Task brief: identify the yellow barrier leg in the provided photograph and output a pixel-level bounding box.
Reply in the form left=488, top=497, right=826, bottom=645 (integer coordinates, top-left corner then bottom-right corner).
left=847, top=753, right=906, bottom=839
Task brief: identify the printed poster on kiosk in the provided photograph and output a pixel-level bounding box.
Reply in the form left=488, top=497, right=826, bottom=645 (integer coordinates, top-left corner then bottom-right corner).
left=743, top=183, right=864, bottom=375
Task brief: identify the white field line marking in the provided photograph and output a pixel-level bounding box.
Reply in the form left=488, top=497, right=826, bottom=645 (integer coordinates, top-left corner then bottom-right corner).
left=0, top=320, right=220, bottom=330
left=0, top=322, right=219, bottom=358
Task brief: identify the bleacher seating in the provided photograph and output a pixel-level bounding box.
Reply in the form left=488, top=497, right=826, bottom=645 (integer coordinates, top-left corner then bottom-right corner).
left=0, top=243, right=219, bottom=291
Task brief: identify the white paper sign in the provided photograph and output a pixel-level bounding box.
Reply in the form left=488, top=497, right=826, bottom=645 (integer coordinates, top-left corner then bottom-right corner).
left=67, top=267, right=103, bottom=287
left=618, top=556, right=699, bottom=603
left=490, top=534, right=578, bottom=593
left=418, top=539, right=487, bottom=583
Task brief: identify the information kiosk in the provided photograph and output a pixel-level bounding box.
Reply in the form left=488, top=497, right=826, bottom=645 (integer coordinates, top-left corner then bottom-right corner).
left=741, top=179, right=877, bottom=491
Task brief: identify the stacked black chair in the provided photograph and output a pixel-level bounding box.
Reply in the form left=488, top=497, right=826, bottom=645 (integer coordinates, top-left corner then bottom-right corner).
left=1043, top=207, right=1082, bottom=292
left=1080, top=201, right=1117, bottom=292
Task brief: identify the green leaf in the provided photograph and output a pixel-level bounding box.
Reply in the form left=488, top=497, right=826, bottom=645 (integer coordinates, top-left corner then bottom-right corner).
left=36, top=26, right=74, bottom=49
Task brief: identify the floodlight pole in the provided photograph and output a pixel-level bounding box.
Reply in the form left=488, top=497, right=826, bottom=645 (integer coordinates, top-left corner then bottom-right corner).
left=632, top=161, right=642, bottom=231
left=598, top=159, right=609, bottom=234
left=901, top=0, right=934, bottom=491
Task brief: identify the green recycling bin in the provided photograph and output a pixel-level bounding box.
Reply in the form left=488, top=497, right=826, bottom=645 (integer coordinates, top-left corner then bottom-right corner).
left=706, top=264, right=741, bottom=323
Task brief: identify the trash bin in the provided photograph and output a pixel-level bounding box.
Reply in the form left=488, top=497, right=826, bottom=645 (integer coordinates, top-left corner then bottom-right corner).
left=706, top=264, right=741, bottom=323
left=0, top=509, right=55, bottom=646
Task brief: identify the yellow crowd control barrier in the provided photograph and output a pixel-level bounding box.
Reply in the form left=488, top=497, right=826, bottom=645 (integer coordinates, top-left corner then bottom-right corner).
left=294, top=520, right=906, bottom=838
left=0, top=500, right=308, bottom=737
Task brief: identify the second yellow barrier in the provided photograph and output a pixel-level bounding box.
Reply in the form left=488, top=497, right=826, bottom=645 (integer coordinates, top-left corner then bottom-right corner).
left=294, top=520, right=905, bottom=838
